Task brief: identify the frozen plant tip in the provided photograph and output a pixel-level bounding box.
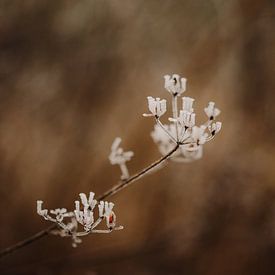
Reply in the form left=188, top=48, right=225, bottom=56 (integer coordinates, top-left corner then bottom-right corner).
left=143, top=96, right=167, bottom=118
left=37, top=192, right=123, bottom=247
left=164, top=74, right=187, bottom=96
left=109, top=137, right=134, bottom=179
left=0, top=73, right=222, bottom=258
left=145, top=74, right=222, bottom=162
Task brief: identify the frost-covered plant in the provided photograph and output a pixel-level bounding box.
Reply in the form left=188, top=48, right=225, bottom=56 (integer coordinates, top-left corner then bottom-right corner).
left=144, top=74, right=222, bottom=162
left=0, top=73, right=222, bottom=257
left=37, top=192, right=123, bottom=247
left=109, top=137, right=134, bottom=179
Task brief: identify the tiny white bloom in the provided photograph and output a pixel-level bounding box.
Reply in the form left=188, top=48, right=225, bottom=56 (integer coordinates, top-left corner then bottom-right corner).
left=204, top=101, right=221, bottom=120
left=164, top=74, right=187, bottom=96
left=143, top=96, right=167, bottom=118
left=178, top=110, right=196, bottom=128
left=79, top=192, right=97, bottom=210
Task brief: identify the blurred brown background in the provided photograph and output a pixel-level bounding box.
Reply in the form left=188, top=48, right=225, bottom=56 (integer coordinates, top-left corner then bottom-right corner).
left=0, top=0, right=275, bottom=274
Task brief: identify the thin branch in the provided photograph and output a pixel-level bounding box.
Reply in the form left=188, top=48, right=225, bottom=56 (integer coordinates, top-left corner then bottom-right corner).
left=0, top=224, right=57, bottom=259
left=0, top=144, right=179, bottom=259
left=97, top=143, right=179, bottom=201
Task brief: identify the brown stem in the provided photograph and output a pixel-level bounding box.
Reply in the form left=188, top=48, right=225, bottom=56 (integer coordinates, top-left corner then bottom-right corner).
left=0, top=144, right=179, bottom=259
left=97, top=144, right=179, bottom=201
left=0, top=224, right=56, bottom=259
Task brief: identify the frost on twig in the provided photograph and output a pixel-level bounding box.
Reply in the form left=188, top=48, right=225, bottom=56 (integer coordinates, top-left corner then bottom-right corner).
left=109, top=137, right=134, bottom=180
left=144, top=74, right=222, bottom=163
left=37, top=192, right=123, bottom=247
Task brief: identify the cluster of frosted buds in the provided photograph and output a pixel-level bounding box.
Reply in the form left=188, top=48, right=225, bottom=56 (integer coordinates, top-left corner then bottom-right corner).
left=37, top=192, right=123, bottom=247
left=109, top=137, right=134, bottom=179
left=145, top=74, right=222, bottom=162
left=74, top=192, right=123, bottom=233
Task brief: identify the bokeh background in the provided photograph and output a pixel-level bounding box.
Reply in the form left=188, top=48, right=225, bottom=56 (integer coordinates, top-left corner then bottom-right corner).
left=0, top=0, right=275, bottom=274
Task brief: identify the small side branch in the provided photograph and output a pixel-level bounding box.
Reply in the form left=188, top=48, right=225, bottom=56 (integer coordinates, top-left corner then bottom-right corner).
left=0, top=144, right=179, bottom=259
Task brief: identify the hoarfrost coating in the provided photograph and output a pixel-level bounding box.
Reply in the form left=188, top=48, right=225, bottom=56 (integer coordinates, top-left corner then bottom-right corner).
left=145, top=74, right=222, bottom=162
left=34, top=73, right=222, bottom=250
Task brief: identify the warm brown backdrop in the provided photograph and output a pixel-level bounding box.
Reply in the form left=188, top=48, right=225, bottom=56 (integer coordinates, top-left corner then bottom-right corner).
left=0, top=0, right=275, bottom=274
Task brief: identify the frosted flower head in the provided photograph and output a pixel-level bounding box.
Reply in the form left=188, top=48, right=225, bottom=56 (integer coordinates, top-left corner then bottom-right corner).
left=182, top=97, right=194, bottom=113
left=143, top=96, right=167, bottom=118
left=164, top=74, right=187, bottom=96
left=204, top=101, right=221, bottom=120
left=98, top=201, right=116, bottom=229
left=109, top=137, right=134, bottom=165
left=37, top=191, right=123, bottom=247
left=74, top=193, right=97, bottom=231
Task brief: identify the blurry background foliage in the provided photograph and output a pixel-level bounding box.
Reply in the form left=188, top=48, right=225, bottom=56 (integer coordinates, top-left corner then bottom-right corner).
left=0, top=0, right=275, bottom=274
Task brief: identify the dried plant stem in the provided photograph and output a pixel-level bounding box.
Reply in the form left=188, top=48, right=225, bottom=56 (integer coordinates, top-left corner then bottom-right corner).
left=97, top=143, right=179, bottom=201
left=0, top=144, right=179, bottom=259
left=0, top=224, right=57, bottom=259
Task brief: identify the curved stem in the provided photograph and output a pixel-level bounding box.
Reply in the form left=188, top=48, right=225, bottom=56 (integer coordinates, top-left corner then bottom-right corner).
left=0, top=144, right=179, bottom=259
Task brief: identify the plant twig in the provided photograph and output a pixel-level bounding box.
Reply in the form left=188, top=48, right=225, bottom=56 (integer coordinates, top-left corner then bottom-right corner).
left=0, top=144, right=179, bottom=259
left=97, top=143, right=179, bottom=201
left=0, top=224, right=57, bottom=259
